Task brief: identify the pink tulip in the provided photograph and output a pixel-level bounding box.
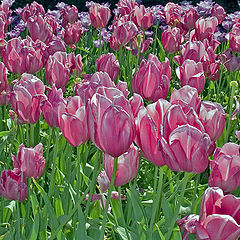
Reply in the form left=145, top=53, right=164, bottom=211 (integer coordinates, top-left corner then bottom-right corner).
left=41, top=84, right=66, bottom=128
left=162, top=27, right=181, bottom=53
left=96, top=53, right=120, bottom=81
left=135, top=5, right=153, bottom=29
left=75, top=71, right=115, bottom=105
left=2, top=37, right=44, bottom=74
left=116, top=80, right=130, bottom=98
left=97, top=170, right=110, bottom=193
left=63, top=22, right=83, bottom=46
left=88, top=86, right=135, bottom=157
left=183, top=8, right=198, bottom=31
left=58, top=96, right=89, bottom=147
left=211, top=3, right=226, bottom=24
left=0, top=168, right=28, bottom=202
left=135, top=99, right=171, bottom=166
left=194, top=17, right=218, bottom=42
left=0, top=62, right=7, bottom=93
left=45, top=52, right=82, bottom=90
left=10, top=74, right=46, bottom=124
left=117, top=0, right=137, bottom=16
left=103, top=144, right=139, bottom=186
left=11, top=143, right=45, bottom=179
left=227, top=24, right=240, bottom=53
left=209, top=143, right=240, bottom=193
left=132, top=54, right=171, bottom=102
left=199, top=101, right=226, bottom=142
left=61, top=5, right=78, bottom=28
left=164, top=2, right=182, bottom=26
left=129, top=93, right=144, bottom=118
left=0, top=84, right=11, bottom=106
left=176, top=59, right=205, bottom=94
left=27, top=15, right=53, bottom=44
left=206, top=61, right=220, bottom=81
left=21, top=1, right=45, bottom=22
left=160, top=124, right=210, bottom=173
left=178, top=187, right=240, bottom=240
left=89, top=2, right=111, bottom=29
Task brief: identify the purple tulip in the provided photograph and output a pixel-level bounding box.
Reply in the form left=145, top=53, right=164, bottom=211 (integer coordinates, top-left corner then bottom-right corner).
left=11, top=143, right=45, bottom=179
left=0, top=168, right=27, bottom=202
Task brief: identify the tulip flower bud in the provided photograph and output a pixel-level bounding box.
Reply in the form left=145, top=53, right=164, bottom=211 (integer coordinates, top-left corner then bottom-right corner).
left=61, top=5, right=78, bottom=28
left=209, top=143, right=240, bottom=193
left=135, top=5, right=154, bottom=29
left=103, top=144, right=139, bottom=186
left=162, top=27, right=181, bottom=53
left=97, top=170, right=110, bottom=193
left=11, top=143, right=45, bottom=179
left=164, top=2, right=182, bottom=26
left=96, top=53, right=120, bottom=81
left=63, top=22, right=83, bottom=46
left=183, top=8, right=198, bottom=31
left=89, top=2, right=111, bottom=29
left=211, top=3, right=226, bottom=24
left=227, top=25, right=240, bottom=53
left=0, top=62, right=7, bottom=93
left=0, top=168, right=28, bottom=202
left=21, top=1, right=45, bottom=22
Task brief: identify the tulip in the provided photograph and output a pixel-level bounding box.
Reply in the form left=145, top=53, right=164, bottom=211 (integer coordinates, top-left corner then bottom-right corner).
left=116, top=80, right=130, bottom=98
left=132, top=54, right=171, bottom=102
left=27, top=15, right=53, bottom=44
left=89, top=2, right=111, bottom=29
left=45, top=52, right=82, bottom=90
left=97, top=170, right=110, bottom=193
left=209, top=143, right=240, bottom=193
left=20, top=1, right=45, bottom=22
left=199, top=101, right=226, bottom=142
left=164, top=2, right=182, bottom=26
left=63, top=22, right=83, bottom=46
left=183, top=8, right=198, bottom=31
left=41, top=84, right=66, bottom=128
left=88, top=86, right=135, bottom=157
left=96, top=53, right=120, bottom=81
left=194, top=17, right=218, bottom=42
left=135, top=5, right=154, bottom=29
left=2, top=37, right=44, bottom=74
left=227, top=24, right=240, bottom=53
left=11, top=143, right=45, bottom=179
left=0, top=168, right=28, bottom=202
left=103, top=144, right=139, bottom=186
left=61, top=5, right=78, bottom=28
left=0, top=84, right=11, bottom=106
left=211, top=3, right=226, bottom=25
left=178, top=187, right=240, bottom=240
left=220, top=48, right=240, bottom=72
left=206, top=61, right=220, bottom=81
left=75, top=71, right=115, bottom=105
left=161, top=27, right=181, bottom=53
left=0, top=62, right=7, bottom=93
left=10, top=74, right=46, bottom=124
left=160, top=124, right=210, bottom=173
left=129, top=93, right=144, bottom=118
left=135, top=99, right=171, bottom=166
left=176, top=59, right=205, bottom=94
left=117, top=0, right=136, bottom=16
left=58, top=96, right=89, bottom=147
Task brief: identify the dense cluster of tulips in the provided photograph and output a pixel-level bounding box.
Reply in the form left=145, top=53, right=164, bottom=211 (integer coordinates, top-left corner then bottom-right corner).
left=0, top=0, right=240, bottom=239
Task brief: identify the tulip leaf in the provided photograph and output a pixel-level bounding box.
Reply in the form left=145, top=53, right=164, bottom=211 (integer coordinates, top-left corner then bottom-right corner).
left=156, top=37, right=166, bottom=62
left=28, top=213, right=39, bottom=240
left=161, top=195, right=173, bottom=225
left=76, top=206, right=86, bottom=240
left=0, top=131, right=10, bottom=137
left=116, top=226, right=132, bottom=240
left=2, top=201, right=16, bottom=223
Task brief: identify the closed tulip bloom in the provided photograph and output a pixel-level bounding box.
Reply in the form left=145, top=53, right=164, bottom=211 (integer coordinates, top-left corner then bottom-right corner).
left=97, top=170, right=110, bottom=193
left=129, top=93, right=144, bottom=118
left=89, top=2, right=111, bottom=29
left=164, top=2, right=182, bottom=26
left=183, top=8, right=198, bottom=31
left=0, top=62, right=7, bottom=93
left=63, top=22, right=83, bottom=46
left=11, top=143, right=45, bottom=179
left=228, top=25, right=240, bottom=53
left=20, top=1, right=45, bottom=22
left=135, top=99, right=171, bottom=166
left=117, top=0, right=136, bottom=16
left=194, top=17, right=218, bottom=42
left=2, top=37, right=44, bottom=74
left=58, top=96, right=89, bottom=147
left=135, top=5, right=153, bottom=29
left=0, top=168, right=28, bottom=202
left=160, top=124, right=210, bottom=173
left=61, top=5, right=78, bottom=28
left=162, top=27, right=181, bottom=53
left=10, top=74, right=46, bottom=124
left=176, top=59, right=205, bottom=94
left=199, top=101, right=226, bottom=142
left=209, top=143, right=240, bottom=193
left=178, top=187, right=240, bottom=240
left=41, top=84, right=66, bottom=128
left=211, top=3, right=226, bottom=24
left=103, top=144, right=139, bottom=186
left=27, top=15, right=53, bottom=44
left=132, top=54, right=171, bottom=102
left=206, top=61, right=220, bottom=81
left=96, top=53, right=120, bottom=81
left=88, top=86, right=135, bottom=157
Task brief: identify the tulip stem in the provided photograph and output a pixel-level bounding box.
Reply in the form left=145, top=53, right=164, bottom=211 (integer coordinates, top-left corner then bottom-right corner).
left=15, top=201, right=21, bottom=239
left=30, top=123, right=34, bottom=146
left=165, top=171, right=190, bottom=240
left=76, top=145, right=82, bottom=196
left=148, top=167, right=164, bottom=239
left=99, top=156, right=118, bottom=240
left=84, top=150, right=101, bottom=219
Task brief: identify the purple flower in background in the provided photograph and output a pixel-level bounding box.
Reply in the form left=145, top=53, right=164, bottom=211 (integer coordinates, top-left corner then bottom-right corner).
left=197, top=0, right=214, bottom=17
left=56, top=2, right=67, bottom=10
left=79, top=12, right=91, bottom=28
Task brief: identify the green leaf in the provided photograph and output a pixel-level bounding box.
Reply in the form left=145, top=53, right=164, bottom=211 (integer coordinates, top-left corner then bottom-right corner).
left=28, top=213, right=39, bottom=240
left=161, top=195, right=173, bottom=225
left=0, top=131, right=10, bottom=137
left=116, top=226, right=132, bottom=240
left=156, top=37, right=166, bottom=62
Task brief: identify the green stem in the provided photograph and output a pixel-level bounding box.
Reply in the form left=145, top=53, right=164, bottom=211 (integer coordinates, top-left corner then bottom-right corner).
left=192, top=174, right=200, bottom=212
left=30, top=123, right=35, bottom=146
left=16, top=201, right=21, bottom=239
left=165, top=172, right=190, bottom=240
left=148, top=167, right=164, bottom=239
left=48, top=128, right=59, bottom=198
left=99, top=157, right=118, bottom=240
left=76, top=145, right=82, bottom=197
